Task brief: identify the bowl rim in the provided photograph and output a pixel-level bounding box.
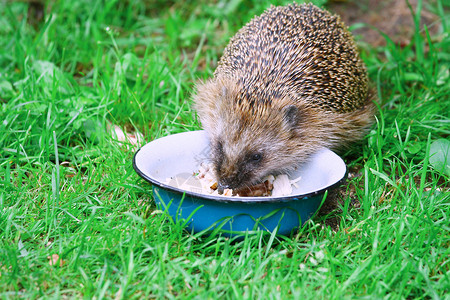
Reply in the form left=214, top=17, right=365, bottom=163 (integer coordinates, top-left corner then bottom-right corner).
left=132, top=137, right=348, bottom=204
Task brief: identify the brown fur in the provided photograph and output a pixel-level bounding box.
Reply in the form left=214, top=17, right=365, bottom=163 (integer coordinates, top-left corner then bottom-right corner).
left=193, top=3, right=376, bottom=190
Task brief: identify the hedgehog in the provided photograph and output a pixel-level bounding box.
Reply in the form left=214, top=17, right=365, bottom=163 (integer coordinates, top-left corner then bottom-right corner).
left=193, top=3, right=376, bottom=193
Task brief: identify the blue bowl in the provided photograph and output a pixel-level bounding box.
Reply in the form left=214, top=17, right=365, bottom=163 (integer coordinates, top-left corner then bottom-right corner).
left=133, top=131, right=347, bottom=236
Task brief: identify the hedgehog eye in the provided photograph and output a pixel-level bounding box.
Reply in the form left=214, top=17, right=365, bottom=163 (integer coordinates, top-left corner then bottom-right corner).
left=251, top=153, right=262, bottom=162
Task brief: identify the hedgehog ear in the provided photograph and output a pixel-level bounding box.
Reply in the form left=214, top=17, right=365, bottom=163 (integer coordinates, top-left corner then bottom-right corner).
left=282, top=105, right=299, bottom=129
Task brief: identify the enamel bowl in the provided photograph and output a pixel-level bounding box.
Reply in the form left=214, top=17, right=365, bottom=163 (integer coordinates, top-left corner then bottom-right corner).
left=133, top=130, right=347, bottom=236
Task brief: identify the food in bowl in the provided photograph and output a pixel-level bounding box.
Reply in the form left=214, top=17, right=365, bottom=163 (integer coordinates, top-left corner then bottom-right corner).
left=167, top=162, right=302, bottom=197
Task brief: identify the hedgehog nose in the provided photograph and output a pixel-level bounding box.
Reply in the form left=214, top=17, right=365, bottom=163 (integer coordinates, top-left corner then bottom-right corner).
left=217, top=182, right=230, bottom=194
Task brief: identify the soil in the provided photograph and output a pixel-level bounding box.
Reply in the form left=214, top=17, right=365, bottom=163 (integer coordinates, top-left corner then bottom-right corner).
left=327, top=0, right=442, bottom=47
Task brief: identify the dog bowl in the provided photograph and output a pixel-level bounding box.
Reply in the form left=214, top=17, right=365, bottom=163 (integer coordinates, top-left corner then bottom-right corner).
left=133, top=130, right=347, bottom=236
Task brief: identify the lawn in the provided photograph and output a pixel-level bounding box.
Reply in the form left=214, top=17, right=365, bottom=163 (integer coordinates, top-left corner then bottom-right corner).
left=1, top=0, right=449, bottom=298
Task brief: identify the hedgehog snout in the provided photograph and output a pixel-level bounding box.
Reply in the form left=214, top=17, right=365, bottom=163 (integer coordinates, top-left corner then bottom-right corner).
left=216, top=165, right=258, bottom=193
left=215, top=167, right=245, bottom=193
left=216, top=174, right=239, bottom=194
left=217, top=182, right=230, bottom=194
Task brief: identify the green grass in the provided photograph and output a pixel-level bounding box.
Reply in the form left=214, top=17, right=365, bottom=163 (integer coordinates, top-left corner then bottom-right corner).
left=1, top=0, right=449, bottom=298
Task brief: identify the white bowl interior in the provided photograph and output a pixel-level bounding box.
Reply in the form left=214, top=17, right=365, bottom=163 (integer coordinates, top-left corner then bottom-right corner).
left=134, top=131, right=346, bottom=198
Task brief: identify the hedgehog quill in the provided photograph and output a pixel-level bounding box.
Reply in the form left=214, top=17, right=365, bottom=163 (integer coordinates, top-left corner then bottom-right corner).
left=193, top=3, right=376, bottom=194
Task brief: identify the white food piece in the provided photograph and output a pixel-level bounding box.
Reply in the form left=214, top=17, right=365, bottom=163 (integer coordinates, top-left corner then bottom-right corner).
left=223, top=189, right=233, bottom=197
left=290, top=175, right=303, bottom=189
left=271, top=174, right=292, bottom=197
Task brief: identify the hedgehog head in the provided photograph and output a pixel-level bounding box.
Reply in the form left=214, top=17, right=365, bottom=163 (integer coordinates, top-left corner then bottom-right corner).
left=194, top=76, right=323, bottom=192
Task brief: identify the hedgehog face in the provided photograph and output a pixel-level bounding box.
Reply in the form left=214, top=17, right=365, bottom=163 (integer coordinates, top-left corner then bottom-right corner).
left=194, top=77, right=324, bottom=192
left=208, top=94, right=314, bottom=191
left=209, top=106, right=305, bottom=192
left=211, top=138, right=266, bottom=192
